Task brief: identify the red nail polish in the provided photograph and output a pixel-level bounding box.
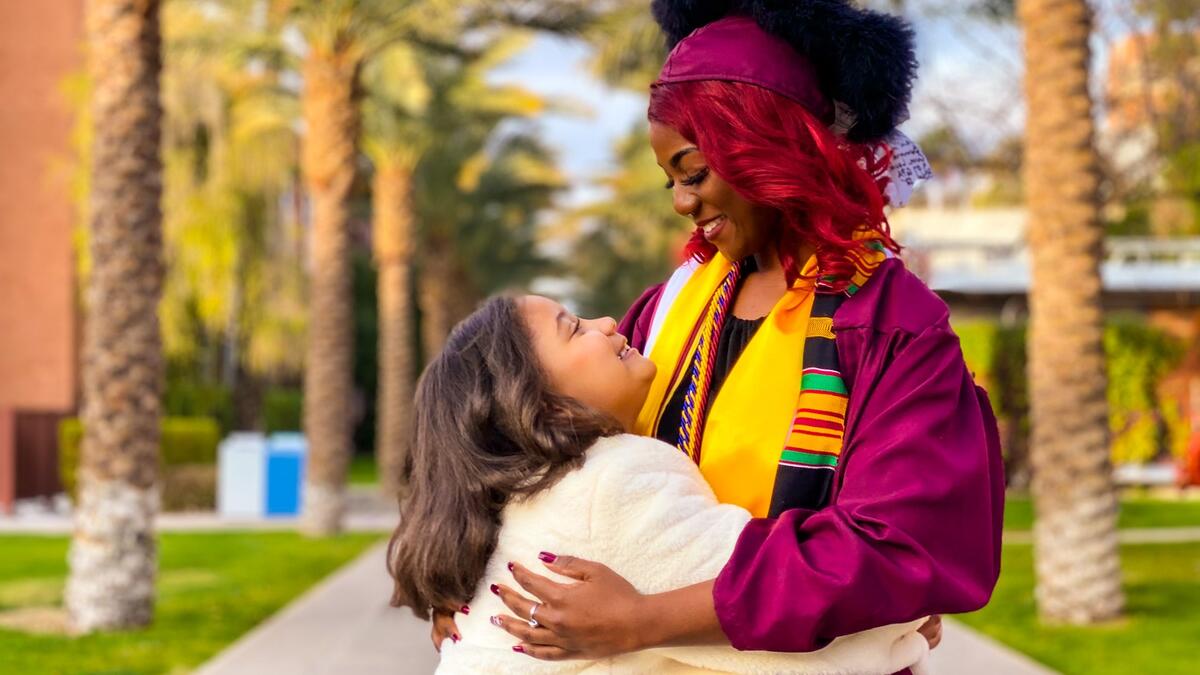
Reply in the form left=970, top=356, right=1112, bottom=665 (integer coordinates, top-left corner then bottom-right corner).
left=490, top=584, right=500, bottom=595
left=460, top=605, right=470, bottom=615
left=513, top=645, right=525, bottom=653
left=507, top=561, right=514, bottom=572
left=538, top=551, right=557, bottom=563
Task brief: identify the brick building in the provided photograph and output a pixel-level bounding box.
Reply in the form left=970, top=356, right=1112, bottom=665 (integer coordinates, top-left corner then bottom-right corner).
left=1, top=1, right=85, bottom=511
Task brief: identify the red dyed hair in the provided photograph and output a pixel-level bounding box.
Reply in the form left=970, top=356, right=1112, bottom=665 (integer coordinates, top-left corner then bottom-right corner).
left=648, top=80, right=900, bottom=291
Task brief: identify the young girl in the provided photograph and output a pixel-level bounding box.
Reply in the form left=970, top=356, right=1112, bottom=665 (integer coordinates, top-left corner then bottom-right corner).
left=388, top=295, right=928, bottom=675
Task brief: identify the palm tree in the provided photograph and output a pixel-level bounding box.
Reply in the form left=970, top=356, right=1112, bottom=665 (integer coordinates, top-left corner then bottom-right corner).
left=451, top=131, right=568, bottom=296
left=552, top=0, right=681, bottom=319
left=583, top=0, right=666, bottom=90
left=1018, top=0, right=1124, bottom=623
left=272, top=0, right=460, bottom=535
left=291, top=3, right=366, bottom=535
left=160, top=0, right=304, bottom=390
left=65, top=0, right=166, bottom=633
left=281, top=0, right=598, bottom=533
left=362, top=44, right=428, bottom=499
left=411, top=35, right=559, bottom=355
left=365, top=32, right=573, bottom=491
left=566, top=126, right=685, bottom=318
left=369, top=152, right=419, bottom=499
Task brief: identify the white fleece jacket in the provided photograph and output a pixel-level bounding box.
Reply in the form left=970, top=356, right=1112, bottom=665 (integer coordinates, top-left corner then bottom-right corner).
left=438, top=434, right=928, bottom=675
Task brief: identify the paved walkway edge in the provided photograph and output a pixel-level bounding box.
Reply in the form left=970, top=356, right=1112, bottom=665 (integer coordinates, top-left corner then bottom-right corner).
left=1003, top=526, right=1200, bottom=544
left=0, top=512, right=395, bottom=534
left=193, top=540, right=438, bottom=675
left=191, top=541, right=382, bottom=675
left=928, top=618, right=1060, bottom=675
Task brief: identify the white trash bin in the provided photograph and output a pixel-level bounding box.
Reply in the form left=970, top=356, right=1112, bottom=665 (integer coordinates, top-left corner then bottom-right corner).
left=218, top=432, right=267, bottom=518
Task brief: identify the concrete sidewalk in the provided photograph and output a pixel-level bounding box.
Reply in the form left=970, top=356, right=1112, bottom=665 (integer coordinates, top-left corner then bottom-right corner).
left=194, top=541, right=1059, bottom=675
left=0, top=511, right=395, bottom=534
left=927, top=619, right=1059, bottom=675
left=0, top=486, right=396, bottom=534
left=194, top=541, right=437, bottom=675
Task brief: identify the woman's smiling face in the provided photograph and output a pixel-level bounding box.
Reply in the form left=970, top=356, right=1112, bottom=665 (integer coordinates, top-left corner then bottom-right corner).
left=520, top=296, right=656, bottom=429
left=648, top=121, right=778, bottom=262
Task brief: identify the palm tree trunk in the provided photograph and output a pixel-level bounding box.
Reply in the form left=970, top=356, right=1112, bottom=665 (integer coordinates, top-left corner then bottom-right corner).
left=66, top=0, right=165, bottom=633
left=299, top=48, right=361, bottom=536
left=372, top=159, right=417, bottom=499
left=1019, top=0, right=1124, bottom=624
left=448, top=268, right=481, bottom=328
left=418, top=232, right=455, bottom=358
left=419, top=229, right=482, bottom=358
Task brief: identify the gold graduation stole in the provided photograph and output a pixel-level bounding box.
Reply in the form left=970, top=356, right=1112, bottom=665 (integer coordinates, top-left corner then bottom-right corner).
left=634, top=241, right=888, bottom=517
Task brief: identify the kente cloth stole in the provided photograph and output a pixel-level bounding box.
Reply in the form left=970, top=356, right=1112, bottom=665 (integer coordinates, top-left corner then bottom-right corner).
left=634, top=241, right=888, bottom=518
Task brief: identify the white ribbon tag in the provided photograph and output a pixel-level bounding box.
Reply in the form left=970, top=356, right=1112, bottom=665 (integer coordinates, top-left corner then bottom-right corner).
left=880, top=130, right=933, bottom=208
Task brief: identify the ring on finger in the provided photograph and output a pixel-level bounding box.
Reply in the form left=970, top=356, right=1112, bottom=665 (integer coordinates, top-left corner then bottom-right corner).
left=528, top=602, right=540, bottom=628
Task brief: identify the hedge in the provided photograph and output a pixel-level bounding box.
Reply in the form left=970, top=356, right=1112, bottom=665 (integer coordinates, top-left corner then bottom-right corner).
left=954, top=318, right=1187, bottom=468
left=161, top=464, right=217, bottom=511
left=58, top=416, right=221, bottom=502
left=165, top=380, right=235, bottom=434
left=263, top=387, right=303, bottom=433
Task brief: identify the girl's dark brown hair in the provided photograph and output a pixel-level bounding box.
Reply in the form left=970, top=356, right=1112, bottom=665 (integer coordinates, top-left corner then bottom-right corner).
left=386, top=296, right=622, bottom=617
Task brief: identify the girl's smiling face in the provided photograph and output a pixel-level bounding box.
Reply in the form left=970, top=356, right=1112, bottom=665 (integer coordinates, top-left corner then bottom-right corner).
left=648, top=121, right=779, bottom=262
left=520, top=296, right=656, bottom=430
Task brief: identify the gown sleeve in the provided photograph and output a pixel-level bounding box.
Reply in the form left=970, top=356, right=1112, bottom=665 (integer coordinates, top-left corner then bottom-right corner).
left=712, top=322, right=1005, bottom=652
left=617, top=283, right=666, bottom=352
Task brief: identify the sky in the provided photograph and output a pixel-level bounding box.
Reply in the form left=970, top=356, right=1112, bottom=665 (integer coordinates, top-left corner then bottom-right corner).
left=487, top=35, right=647, bottom=207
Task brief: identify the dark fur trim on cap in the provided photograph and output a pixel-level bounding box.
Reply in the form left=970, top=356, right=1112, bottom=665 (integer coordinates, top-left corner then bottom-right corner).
left=651, top=0, right=917, bottom=142
left=651, top=0, right=734, bottom=46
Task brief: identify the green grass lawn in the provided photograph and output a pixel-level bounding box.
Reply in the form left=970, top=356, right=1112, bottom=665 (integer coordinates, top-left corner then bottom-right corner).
left=0, top=531, right=381, bottom=674
left=959, top=542, right=1200, bottom=675
left=349, top=453, right=378, bottom=485
left=1004, top=495, right=1200, bottom=531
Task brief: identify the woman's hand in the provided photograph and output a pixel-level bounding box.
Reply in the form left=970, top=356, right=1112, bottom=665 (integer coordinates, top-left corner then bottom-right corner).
left=430, top=608, right=463, bottom=652
left=490, top=553, right=725, bottom=660
left=490, top=554, right=649, bottom=660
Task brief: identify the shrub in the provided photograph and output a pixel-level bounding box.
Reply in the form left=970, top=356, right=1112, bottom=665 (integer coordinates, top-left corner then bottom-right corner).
left=263, top=388, right=303, bottom=433
left=161, top=464, right=217, bottom=511
left=955, top=321, right=1030, bottom=484
left=952, top=318, right=1186, bottom=469
left=59, top=416, right=221, bottom=500
left=1105, top=321, right=1186, bottom=463
left=165, top=380, right=234, bottom=434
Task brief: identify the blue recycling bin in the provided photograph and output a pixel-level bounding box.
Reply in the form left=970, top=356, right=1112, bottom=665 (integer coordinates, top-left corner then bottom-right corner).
left=265, top=432, right=307, bottom=517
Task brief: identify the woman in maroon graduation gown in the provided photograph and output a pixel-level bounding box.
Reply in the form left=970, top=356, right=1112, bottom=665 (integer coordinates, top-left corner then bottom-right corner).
left=472, top=1, right=1005, bottom=665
